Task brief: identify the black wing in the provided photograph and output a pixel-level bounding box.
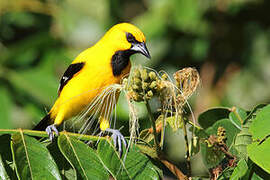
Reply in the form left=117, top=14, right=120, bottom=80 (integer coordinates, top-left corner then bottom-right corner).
left=58, top=62, right=85, bottom=96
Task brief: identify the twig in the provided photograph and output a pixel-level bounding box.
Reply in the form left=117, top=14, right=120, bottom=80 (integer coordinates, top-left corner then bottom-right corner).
left=182, top=118, right=191, bottom=177
left=145, top=100, right=160, bottom=152
left=160, top=158, right=189, bottom=180
left=0, top=129, right=106, bottom=141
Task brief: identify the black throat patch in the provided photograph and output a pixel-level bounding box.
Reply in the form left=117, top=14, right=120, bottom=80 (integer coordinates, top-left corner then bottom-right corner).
left=111, top=50, right=135, bottom=76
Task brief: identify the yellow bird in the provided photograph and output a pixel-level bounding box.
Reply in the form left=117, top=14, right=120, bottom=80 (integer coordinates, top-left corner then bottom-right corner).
left=33, top=23, right=150, bottom=151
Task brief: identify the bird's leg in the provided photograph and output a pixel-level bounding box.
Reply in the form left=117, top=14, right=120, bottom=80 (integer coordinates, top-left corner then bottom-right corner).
left=45, top=124, right=59, bottom=141
left=105, top=128, right=127, bottom=157
left=99, top=117, right=127, bottom=156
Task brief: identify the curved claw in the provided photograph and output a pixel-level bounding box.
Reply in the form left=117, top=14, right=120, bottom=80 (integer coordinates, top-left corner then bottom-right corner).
left=105, top=128, right=127, bottom=157
left=45, top=124, right=59, bottom=141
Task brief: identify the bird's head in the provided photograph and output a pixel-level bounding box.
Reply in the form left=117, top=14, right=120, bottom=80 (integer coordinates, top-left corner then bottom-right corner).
left=102, top=23, right=151, bottom=59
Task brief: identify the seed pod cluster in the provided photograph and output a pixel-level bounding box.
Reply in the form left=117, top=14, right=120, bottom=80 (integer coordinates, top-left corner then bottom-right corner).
left=217, top=127, right=227, bottom=145
left=126, top=68, right=165, bottom=102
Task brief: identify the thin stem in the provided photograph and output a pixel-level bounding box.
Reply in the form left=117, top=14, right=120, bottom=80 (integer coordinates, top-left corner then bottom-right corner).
left=188, top=120, right=202, bottom=130
left=231, top=106, right=244, bottom=125
left=0, top=129, right=106, bottom=141
left=160, top=113, right=165, bottom=149
left=182, top=118, right=191, bottom=177
left=145, top=100, right=160, bottom=151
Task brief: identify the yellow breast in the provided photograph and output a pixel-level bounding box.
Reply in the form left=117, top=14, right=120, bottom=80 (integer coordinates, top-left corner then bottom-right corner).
left=50, top=45, right=131, bottom=121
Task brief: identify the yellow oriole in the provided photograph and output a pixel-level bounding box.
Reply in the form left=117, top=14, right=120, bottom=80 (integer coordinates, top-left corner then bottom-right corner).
left=33, top=23, right=150, bottom=151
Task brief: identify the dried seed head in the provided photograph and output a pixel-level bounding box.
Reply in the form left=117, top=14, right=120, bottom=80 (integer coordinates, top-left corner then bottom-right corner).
left=173, top=67, right=200, bottom=105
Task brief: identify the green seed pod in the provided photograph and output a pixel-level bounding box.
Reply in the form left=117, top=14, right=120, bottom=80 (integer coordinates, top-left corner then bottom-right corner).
left=132, top=84, right=140, bottom=91
left=144, top=94, right=151, bottom=100
left=217, top=127, right=226, bottom=137
left=135, top=94, right=144, bottom=102
left=142, top=82, right=149, bottom=90
left=156, top=80, right=165, bottom=92
left=149, top=71, right=156, bottom=80
left=147, top=90, right=153, bottom=97
left=134, top=69, right=141, bottom=78
left=141, top=69, right=149, bottom=82
left=149, top=81, right=157, bottom=89
left=134, top=77, right=142, bottom=86
left=133, top=95, right=139, bottom=101
left=122, top=78, right=128, bottom=85
left=122, top=78, right=128, bottom=89
left=161, top=73, right=168, bottom=80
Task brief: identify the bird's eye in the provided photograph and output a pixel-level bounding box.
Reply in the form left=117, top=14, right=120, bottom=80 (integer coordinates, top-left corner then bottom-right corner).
left=126, top=33, right=136, bottom=43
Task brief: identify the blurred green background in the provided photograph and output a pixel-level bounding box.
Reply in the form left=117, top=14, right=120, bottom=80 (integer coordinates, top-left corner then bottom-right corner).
left=1, top=0, right=270, bottom=177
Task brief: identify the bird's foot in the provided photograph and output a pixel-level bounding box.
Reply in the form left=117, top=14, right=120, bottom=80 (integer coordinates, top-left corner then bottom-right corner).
left=105, top=128, right=127, bottom=157
left=45, top=124, right=59, bottom=141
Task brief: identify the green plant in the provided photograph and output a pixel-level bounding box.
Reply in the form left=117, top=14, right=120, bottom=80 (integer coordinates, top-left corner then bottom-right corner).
left=1, top=67, right=269, bottom=179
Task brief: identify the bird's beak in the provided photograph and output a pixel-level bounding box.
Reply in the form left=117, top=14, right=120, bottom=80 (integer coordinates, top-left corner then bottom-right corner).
left=131, top=42, right=151, bottom=59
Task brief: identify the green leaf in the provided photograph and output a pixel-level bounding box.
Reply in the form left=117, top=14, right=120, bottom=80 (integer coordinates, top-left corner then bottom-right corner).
left=229, top=107, right=247, bottom=130
left=0, top=156, right=10, bottom=180
left=97, top=140, right=128, bottom=179
left=244, top=104, right=266, bottom=124
left=252, top=164, right=270, bottom=180
left=0, top=135, right=16, bottom=180
left=166, top=115, right=183, bottom=132
left=139, top=129, right=154, bottom=143
left=207, top=119, right=240, bottom=149
left=248, top=140, right=270, bottom=174
left=251, top=173, right=264, bottom=180
left=249, top=104, right=270, bottom=140
left=122, top=145, right=162, bottom=179
left=200, top=142, right=224, bottom=169
left=247, top=105, right=270, bottom=174
left=47, top=141, right=76, bottom=180
left=198, top=107, right=230, bottom=129
left=201, top=119, right=240, bottom=168
left=189, top=126, right=209, bottom=139
left=11, top=132, right=61, bottom=180
left=234, top=120, right=252, bottom=160
left=97, top=140, right=161, bottom=179
left=140, top=115, right=183, bottom=144
left=135, top=144, right=158, bottom=159
left=230, top=159, right=248, bottom=180
left=58, top=134, right=109, bottom=180
left=217, top=167, right=234, bottom=180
